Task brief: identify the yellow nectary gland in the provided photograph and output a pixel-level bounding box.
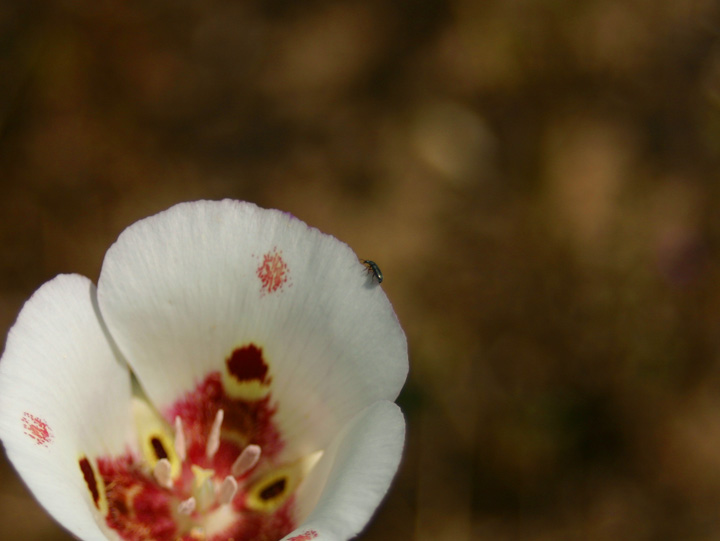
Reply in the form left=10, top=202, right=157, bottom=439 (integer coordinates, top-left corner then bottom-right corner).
left=133, top=398, right=182, bottom=480
left=78, top=454, right=108, bottom=515
left=246, top=468, right=296, bottom=512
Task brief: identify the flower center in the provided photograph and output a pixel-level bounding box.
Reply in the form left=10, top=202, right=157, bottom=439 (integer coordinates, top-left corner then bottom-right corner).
left=143, top=410, right=267, bottom=536
left=78, top=371, right=310, bottom=541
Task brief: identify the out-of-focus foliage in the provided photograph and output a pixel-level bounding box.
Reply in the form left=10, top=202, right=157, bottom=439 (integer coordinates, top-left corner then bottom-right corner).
left=2, top=0, right=720, bottom=539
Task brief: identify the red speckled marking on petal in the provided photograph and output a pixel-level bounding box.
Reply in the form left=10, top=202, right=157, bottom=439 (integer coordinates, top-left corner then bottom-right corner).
left=22, top=412, right=53, bottom=447
left=79, top=457, right=100, bottom=509
left=289, top=530, right=319, bottom=541
left=257, top=247, right=289, bottom=295
left=227, top=344, right=270, bottom=383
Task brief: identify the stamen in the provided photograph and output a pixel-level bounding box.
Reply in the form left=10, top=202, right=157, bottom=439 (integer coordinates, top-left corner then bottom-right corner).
left=218, top=475, right=238, bottom=505
left=205, top=409, right=224, bottom=459
left=178, top=496, right=196, bottom=515
left=153, top=458, right=173, bottom=489
left=231, top=444, right=262, bottom=477
left=174, top=416, right=186, bottom=461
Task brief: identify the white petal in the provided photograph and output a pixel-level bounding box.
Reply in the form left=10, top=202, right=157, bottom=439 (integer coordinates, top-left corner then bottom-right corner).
left=283, top=401, right=405, bottom=541
left=97, top=200, right=408, bottom=452
left=0, top=274, right=133, bottom=540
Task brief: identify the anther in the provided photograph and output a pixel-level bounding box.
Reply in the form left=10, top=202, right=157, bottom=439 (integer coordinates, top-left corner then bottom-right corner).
left=174, top=416, right=186, bottom=461
left=153, top=458, right=173, bottom=489
left=206, top=409, right=224, bottom=459
left=231, top=444, right=262, bottom=477
left=178, top=497, right=196, bottom=515
left=218, top=475, right=238, bottom=505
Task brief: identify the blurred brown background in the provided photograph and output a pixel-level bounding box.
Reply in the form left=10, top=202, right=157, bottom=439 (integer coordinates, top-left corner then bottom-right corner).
left=3, top=0, right=720, bottom=539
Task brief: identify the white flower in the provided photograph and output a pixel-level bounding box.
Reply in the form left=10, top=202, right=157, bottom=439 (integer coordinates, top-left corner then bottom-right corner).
left=0, top=200, right=407, bottom=541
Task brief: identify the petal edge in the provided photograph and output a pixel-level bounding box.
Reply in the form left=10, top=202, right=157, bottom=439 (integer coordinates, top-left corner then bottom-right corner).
left=0, top=274, right=132, bottom=540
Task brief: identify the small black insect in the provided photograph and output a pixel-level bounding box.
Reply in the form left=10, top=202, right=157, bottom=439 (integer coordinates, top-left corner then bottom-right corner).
left=362, top=259, right=383, bottom=283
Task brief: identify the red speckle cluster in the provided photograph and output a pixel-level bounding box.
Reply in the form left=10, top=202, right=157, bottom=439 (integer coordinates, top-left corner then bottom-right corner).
left=21, top=412, right=53, bottom=447
left=256, top=248, right=289, bottom=295
left=289, top=530, right=319, bottom=541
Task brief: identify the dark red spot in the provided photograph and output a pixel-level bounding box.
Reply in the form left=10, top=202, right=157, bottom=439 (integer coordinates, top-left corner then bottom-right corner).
left=259, top=477, right=287, bottom=501
left=289, top=530, right=319, bottom=541
left=256, top=247, right=289, bottom=294
left=227, top=344, right=270, bottom=383
left=22, top=412, right=53, bottom=447
left=150, top=437, right=168, bottom=460
left=79, top=457, right=100, bottom=509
